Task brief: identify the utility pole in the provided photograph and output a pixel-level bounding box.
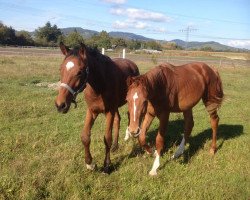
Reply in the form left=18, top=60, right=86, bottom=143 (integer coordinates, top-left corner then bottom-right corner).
left=179, top=26, right=197, bottom=50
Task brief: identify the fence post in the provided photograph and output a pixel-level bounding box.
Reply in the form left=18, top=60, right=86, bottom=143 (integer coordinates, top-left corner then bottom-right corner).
left=102, top=48, right=105, bottom=55
left=122, top=49, right=125, bottom=59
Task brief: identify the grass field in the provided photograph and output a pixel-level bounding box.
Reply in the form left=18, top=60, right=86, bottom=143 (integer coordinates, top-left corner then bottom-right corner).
left=0, top=53, right=250, bottom=200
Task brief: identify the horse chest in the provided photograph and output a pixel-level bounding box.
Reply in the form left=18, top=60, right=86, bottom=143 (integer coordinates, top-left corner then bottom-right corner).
left=84, top=89, right=105, bottom=114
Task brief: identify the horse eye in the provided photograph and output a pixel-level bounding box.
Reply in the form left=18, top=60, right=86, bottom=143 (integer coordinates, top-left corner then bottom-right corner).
left=77, top=71, right=83, bottom=76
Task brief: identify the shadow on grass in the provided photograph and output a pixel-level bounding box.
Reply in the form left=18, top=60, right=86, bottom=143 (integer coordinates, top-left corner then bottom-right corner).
left=130, top=119, right=244, bottom=162
left=108, top=120, right=243, bottom=174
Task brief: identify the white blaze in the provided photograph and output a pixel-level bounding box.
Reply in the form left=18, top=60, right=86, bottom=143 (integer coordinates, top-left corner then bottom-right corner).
left=133, top=92, right=139, bottom=122
left=66, top=61, right=74, bottom=71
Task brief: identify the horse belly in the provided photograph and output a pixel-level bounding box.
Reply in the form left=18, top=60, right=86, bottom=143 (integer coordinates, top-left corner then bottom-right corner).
left=177, top=77, right=204, bottom=111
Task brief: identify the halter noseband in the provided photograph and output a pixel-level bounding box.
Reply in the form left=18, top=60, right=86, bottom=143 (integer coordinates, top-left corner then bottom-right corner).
left=60, top=66, right=89, bottom=107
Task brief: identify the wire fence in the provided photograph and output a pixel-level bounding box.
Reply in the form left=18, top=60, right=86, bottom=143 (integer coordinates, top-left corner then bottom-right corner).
left=0, top=46, right=249, bottom=68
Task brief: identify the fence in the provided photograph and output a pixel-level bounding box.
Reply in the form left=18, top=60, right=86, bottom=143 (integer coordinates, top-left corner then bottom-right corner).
left=0, top=46, right=249, bottom=68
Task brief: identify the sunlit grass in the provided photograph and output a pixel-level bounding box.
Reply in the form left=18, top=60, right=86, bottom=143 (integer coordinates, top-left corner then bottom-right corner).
left=0, top=54, right=249, bottom=199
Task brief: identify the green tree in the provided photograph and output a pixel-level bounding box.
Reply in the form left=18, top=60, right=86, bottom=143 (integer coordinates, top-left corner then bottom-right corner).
left=16, top=31, right=34, bottom=46
left=64, top=30, right=84, bottom=47
left=34, top=21, right=62, bottom=46
left=112, top=37, right=127, bottom=49
left=127, top=40, right=142, bottom=50
left=0, top=22, right=16, bottom=45
left=200, top=46, right=214, bottom=52
left=145, top=40, right=162, bottom=50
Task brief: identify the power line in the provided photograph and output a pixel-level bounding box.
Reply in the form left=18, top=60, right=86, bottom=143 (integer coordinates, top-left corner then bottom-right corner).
left=179, top=26, right=198, bottom=49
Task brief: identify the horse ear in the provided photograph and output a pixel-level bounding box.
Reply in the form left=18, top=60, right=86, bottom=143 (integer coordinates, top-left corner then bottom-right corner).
left=140, top=76, right=147, bottom=85
left=79, top=43, right=87, bottom=60
left=126, top=76, right=134, bottom=87
left=59, top=42, right=69, bottom=55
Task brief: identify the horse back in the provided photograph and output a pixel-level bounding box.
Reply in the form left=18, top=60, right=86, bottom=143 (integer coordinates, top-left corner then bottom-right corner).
left=174, top=62, right=221, bottom=111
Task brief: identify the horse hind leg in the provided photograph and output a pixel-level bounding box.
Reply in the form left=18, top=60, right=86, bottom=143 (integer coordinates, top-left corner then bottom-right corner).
left=172, top=109, right=194, bottom=159
left=203, top=100, right=220, bottom=155
left=209, top=111, right=219, bottom=155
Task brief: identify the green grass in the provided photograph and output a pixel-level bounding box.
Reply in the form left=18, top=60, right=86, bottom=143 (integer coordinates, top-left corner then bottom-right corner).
left=0, top=54, right=249, bottom=200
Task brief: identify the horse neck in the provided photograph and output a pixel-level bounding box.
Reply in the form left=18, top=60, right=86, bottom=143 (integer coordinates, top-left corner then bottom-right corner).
left=144, top=67, right=176, bottom=101
left=87, top=55, right=107, bottom=94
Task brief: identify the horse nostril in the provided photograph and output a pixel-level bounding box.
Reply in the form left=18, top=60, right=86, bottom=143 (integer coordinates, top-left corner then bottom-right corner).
left=57, top=102, right=67, bottom=112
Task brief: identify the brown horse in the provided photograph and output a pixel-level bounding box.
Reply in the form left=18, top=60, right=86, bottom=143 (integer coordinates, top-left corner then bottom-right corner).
left=55, top=42, right=139, bottom=173
left=126, top=62, right=223, bottom=175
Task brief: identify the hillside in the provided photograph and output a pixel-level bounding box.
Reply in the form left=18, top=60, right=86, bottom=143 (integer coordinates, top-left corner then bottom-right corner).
left=108, top=31, right=152, bottom=41
left=57, top=27, right=247, bottom=52
left=60, top=27, right=98, bottom=38
left=171, top=39, right=244, bottom=52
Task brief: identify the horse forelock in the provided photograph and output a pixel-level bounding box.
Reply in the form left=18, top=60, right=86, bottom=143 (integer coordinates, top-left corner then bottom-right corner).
left=128, top=76, right=148, bottom=98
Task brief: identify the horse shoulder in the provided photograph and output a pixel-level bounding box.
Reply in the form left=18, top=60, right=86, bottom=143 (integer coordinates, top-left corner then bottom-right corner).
left=84, top=86, right=105, bottom=114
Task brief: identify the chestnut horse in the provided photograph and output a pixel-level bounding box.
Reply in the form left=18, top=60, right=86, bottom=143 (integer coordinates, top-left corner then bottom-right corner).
left=55, top=42, right=139, bottom=173
left=126, top=62, right=223, bottom=175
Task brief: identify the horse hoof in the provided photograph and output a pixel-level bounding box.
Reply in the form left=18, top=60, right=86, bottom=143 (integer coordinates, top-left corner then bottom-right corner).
left=209, top=148, right=216, bottom=155
left=111, top=144, right=119, bottom=152
left=149, top=170, right=157, bottom=176
left=103, top=166, right=111, bottom=174
left=86, top=163, right=96, bottom=170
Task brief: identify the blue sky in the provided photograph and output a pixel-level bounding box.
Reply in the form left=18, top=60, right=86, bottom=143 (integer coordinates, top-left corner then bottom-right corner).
left=0, top=0, right=249, bottom=49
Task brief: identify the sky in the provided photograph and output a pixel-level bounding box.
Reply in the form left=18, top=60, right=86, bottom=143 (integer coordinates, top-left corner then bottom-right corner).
left=0, top=0, right=250, bottom=49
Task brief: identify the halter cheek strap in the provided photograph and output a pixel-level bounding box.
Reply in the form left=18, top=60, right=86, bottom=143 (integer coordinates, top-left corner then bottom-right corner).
left=60, top=66, right=89, bottom=102
left=60, top=83, right=76, bottom=96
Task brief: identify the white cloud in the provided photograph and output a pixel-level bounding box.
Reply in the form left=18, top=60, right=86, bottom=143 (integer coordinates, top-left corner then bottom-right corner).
left=153, top=27, right=167, bottom=33
left=228, top=40, right=250, bottom=49
left=113, top=19, right=149, bottom=29
left=102, top=0, right=126, bottom=4
left=110, top=7, right=171, bottom=22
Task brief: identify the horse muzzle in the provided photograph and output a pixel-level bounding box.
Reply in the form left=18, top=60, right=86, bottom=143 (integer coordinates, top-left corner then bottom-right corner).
left=55, top=101, right=70, bottom=113
left=128, top=126, right=141, bottom=138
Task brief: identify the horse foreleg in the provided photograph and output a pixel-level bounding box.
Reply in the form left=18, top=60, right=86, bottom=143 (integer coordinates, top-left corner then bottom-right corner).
left=112, top=110, right=120, bottom=152
left=138, top=112, right=155, bottom=154
left=149, top=112, right=169, bottom=176
left=172, top=109, right=194, bottom=159
left=103, top=111, right=115, bottom=173
left=210, top=112, right=219, bottom=155
left=81, top=108, right=97, bottom=170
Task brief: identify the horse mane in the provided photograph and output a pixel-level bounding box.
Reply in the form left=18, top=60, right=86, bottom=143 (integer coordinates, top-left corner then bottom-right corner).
left=145, top=63, right=176, bottom=90
left=66, top=45, right=112, bottom=64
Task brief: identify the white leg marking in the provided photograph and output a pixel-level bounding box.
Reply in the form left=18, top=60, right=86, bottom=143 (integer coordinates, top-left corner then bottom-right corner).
left=149, top=150, right=160, bottom=176
left=133, top=92, right=139, bottom=122
left=66, top=61, right=74, bottom=71
left=172, top=137, right=185, bottom=159
left=124, top=127, right=131, bottom=141
left=86, top=162, right=96, bottom=170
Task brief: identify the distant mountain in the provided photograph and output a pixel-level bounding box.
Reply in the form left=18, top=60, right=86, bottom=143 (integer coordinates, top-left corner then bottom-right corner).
left=109, top=31, right=152, bottom=41
left=171, top=39, right=244, bottom=52
left=60, top=27, right=98, bottom=38
left=30, top=26, right=247, bottom=52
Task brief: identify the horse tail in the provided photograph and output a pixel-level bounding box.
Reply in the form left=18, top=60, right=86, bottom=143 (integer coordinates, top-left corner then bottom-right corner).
left=204, top=67, right=224, bottom=116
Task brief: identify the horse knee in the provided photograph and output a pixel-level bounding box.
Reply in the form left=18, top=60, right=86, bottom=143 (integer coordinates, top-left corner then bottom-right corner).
left=81, top=132, right=91, bottom=146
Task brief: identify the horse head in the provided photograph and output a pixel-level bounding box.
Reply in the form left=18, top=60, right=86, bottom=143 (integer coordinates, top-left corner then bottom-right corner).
left=55, top=42, right=89, bottom=113
left=126, top=76, right=148, bottom=137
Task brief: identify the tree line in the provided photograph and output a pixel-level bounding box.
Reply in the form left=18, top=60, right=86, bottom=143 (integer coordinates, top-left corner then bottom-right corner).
left=0, top=21, right=184, bottom=51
